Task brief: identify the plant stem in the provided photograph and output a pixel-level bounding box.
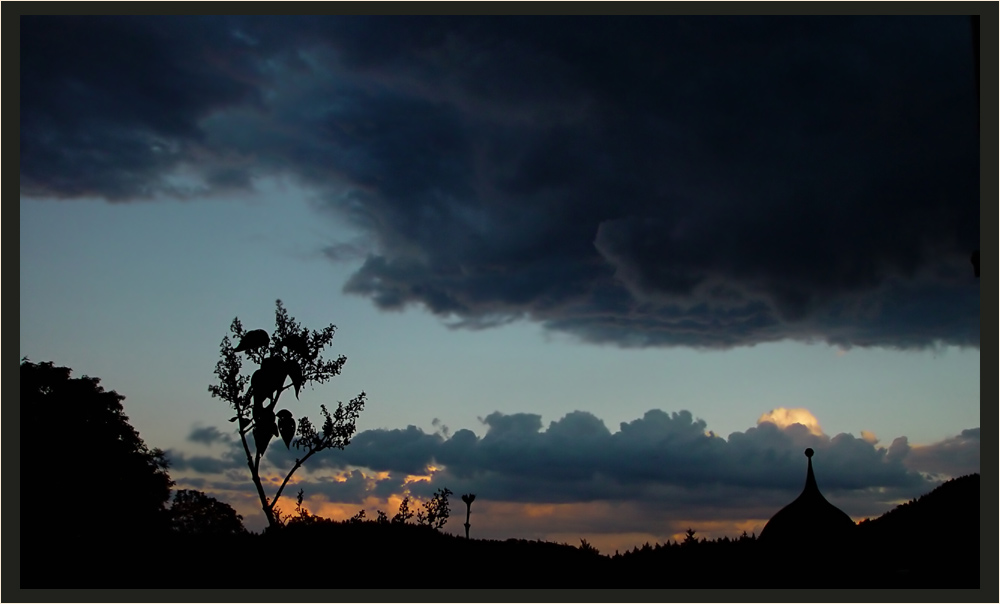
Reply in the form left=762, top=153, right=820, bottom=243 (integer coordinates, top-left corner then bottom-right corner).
left=269, top=447, right=318, bottom=514
left=238, top=421, right=276, bottom=528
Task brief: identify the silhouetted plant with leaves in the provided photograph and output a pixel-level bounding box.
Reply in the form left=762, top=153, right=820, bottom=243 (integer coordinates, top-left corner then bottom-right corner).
left=208, top=300, right=366, bottom=529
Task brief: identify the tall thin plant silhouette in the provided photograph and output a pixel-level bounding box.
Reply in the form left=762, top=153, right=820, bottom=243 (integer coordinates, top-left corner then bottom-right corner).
left=209, top=299, right=366, bottom=529
left=461, top=493, right=476, bottom=539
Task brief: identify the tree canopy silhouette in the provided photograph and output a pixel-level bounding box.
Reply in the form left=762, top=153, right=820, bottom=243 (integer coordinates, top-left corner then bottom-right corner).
left=20, top=359, right=174, bottom=542
left=208, top=300, right=367, bottom=529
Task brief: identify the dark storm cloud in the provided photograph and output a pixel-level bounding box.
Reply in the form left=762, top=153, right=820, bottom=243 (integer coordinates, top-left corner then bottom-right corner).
left=20, top=16, right=979, bottom=348
left=19, top=16, right=267, bottom=200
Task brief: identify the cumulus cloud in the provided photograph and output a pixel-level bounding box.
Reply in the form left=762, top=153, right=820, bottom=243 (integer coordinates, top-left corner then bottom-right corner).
left=20, top=16, right=979, bottom=349
left=886, top=436, right=912, bottom=463
left=757, top=408, right=824, bottom=436
left=174, top=408, right=955, bottom=506
left=903, top=427, right=980, bottom=477
left=169, top=409, right=979, bottom=539
left=286, top=469, right=384, bottom=504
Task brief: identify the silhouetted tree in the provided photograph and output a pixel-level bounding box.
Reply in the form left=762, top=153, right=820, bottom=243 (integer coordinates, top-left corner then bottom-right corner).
left=579, top=539, right=600, bottom=556
left=20, top=359, right=174, bottom=544
left=208, top=300, right=367, bottom=529
left=169, top=489, right=246, bottom=536
left=392, top=496, right=415, bottom=525
left=416, top=487, right=453, bottom=529
left=682, top=528, right=698, bottom=547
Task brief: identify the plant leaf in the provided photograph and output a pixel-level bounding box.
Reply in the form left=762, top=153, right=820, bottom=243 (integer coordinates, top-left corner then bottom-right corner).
left=252, top=356, right=288, bottom=404
left=234, top=329, right=270, bottom=353
left=251, top=370, right=269, bottom=406
left=276, top=409, right=295, bottom=449
left=261, top=356, right=287, bottom=398
left=285, top=359, right=303, bottom=399
left=253, top=407, right=276, bottom=457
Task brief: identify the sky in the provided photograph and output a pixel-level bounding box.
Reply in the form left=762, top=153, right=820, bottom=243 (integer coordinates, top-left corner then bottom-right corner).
left=19, top=14, right=981, bottom=554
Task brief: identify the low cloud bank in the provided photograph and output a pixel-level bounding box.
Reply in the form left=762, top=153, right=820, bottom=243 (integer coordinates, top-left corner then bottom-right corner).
left=167, top=407, right=978, bottom=537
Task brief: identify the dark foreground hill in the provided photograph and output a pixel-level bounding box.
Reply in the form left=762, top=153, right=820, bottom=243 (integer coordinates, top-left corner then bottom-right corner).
left=855, top=473, right=980, bottom=587
left=23, top=475, right=980, bottom=589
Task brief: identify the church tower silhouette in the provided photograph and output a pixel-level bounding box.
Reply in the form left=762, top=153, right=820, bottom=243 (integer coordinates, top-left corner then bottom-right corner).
left=759, top=448, right=856, bottom=548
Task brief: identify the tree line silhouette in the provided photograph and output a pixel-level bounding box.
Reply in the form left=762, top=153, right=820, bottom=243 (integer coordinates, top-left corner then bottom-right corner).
left=20, top=332, right=979, bottom=588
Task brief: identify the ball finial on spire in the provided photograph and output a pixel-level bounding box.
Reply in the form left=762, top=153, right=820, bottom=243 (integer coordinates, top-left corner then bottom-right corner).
left=804, top=447, right=814, bottom=458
